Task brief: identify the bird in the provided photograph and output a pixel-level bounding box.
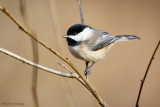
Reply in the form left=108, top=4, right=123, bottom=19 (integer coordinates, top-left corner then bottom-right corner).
left=63, top=24, right=140, bottom=80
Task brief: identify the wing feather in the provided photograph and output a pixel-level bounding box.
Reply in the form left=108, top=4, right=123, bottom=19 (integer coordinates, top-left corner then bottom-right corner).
left=88, top=29, right=118, bottom=51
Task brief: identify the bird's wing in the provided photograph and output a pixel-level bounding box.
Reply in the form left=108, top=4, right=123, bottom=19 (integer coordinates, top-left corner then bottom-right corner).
left=88, top=30, right=118, bottom=51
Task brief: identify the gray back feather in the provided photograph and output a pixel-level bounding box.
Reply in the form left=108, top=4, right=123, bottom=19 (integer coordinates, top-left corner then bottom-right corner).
left=88, top=29, right=118, bottom=51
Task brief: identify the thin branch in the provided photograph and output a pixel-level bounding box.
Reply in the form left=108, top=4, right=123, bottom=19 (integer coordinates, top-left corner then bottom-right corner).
left=56, top=61, right=73, bottom=73
left=0, top=48, right=72, bottom=78
left=0, top=6, right=107, bottom=107
left=77, top=0, right=84, bottom=24
left=136, top=40, right=160, bottom=107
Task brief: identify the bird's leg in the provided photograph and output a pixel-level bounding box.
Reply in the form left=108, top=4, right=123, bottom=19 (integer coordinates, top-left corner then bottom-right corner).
left=86, top=61, right=89, bottom=69
left=85, top=61, right=89, bottom=80
left=84, top=62, right=95, bottom=80
left=85, top=61, right=90, bottom=81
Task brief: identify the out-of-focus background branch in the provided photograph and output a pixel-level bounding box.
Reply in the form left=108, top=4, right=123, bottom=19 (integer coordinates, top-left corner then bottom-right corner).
left=0, top=0, right=160, bottom=107
left=19, top=0, right=39, bottom=107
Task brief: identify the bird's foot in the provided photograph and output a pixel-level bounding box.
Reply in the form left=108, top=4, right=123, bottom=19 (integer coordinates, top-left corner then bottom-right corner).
left=84, top=68, right=91, bottom=76
left=84, top=68, right=91, bottom=81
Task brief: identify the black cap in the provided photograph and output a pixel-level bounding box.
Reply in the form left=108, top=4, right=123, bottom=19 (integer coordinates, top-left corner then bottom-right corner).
left=67, top=24, right=91, bottom=36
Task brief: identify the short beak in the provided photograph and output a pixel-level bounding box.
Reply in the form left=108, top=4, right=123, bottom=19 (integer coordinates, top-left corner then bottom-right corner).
left=63, top=35, right=69, bottom=38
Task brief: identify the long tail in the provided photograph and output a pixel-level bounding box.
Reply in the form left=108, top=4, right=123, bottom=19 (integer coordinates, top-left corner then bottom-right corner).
left=116, top=35, right=140, bottom=42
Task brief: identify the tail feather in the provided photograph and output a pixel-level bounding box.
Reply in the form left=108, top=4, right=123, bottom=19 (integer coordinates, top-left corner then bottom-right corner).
left=116, top=35, right=140, bottom=42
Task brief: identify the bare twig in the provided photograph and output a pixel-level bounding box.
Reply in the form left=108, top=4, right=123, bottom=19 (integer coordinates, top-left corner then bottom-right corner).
left=77, top=0, right=84, bottom=24
left=56, top=61, right=73, bottom=73
left=0, top=6, right=107, bottom=107
left=19, top=0, right=39, bottom=107
left=136, top=40, right=160, bottom=107
left=0, top=48, right=72, bottom=78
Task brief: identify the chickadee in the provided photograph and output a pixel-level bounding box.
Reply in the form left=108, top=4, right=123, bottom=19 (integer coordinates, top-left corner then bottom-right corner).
left=64, top=24, right=140, bottom=79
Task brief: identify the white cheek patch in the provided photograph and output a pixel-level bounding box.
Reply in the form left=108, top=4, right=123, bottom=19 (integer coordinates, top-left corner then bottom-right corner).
left=70, top=27, right=93, bottom=41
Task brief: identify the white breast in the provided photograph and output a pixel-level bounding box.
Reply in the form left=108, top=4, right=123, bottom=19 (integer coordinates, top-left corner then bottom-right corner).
left=69, top=46, right=84, bottom=60
left=68, top=43, right=115, bottom=62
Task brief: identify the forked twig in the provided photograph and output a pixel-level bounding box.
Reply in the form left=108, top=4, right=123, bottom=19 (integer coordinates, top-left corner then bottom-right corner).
left=0, top=47, right=92, bottom=97
left=0, top=6, right=107, bottom=107
left=56, top=61, right=92, bottom=92
left=136, top=40, right=160, bottom=107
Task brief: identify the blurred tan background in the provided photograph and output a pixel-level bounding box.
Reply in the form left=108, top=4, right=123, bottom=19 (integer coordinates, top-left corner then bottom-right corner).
left=0, top=0, right=160, bottom=107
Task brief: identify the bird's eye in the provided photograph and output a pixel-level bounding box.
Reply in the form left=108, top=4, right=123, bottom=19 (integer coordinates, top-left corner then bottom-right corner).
left=73, top=32, right=77, bottom=35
